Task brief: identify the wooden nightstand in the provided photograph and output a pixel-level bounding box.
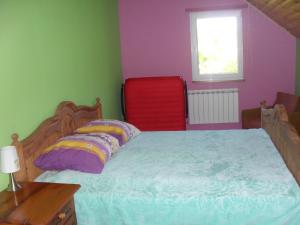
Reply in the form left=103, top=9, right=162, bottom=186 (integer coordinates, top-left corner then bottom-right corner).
left=0, top=182, right=80, bottom=225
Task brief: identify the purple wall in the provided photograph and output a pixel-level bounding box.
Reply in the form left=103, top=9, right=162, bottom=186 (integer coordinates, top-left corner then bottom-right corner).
left=119, top=0, right=296, bottom=130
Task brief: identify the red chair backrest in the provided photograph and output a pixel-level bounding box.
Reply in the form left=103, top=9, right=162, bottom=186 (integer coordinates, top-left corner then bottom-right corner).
left=124, top=76, right=187, bottom=131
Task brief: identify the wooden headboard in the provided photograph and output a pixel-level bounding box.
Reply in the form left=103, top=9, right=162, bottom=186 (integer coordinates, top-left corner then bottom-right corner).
left=262, top=104, right=300, bottom=186
left=12, top=98, right=102, bottom=182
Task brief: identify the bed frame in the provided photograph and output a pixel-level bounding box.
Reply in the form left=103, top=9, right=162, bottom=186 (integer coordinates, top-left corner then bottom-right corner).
left=261, top=104, right=300, bottom=185
left=11, top=100, right=300, bottom=186
left=12, top=98, right=102, bottom=182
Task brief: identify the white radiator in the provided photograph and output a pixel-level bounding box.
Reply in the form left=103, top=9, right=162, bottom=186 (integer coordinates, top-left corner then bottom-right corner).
left=188, top=88, right=239, bottom=124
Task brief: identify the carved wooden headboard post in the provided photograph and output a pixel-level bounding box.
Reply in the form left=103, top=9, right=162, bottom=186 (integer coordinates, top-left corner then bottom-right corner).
left=11, top=133, right=28, bottom=181
left=11, top=98, right=103, bottom=182
left=96, top=97, right=102, bottom=119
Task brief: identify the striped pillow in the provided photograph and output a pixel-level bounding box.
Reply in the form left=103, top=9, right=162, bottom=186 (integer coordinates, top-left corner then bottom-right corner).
left=75, top=120, right=141, bottom=146
left=35, top=133, right=119, bottom=173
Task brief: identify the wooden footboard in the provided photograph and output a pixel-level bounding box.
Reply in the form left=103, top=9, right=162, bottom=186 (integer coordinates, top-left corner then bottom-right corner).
left=262, top=104, right=300, bottom=186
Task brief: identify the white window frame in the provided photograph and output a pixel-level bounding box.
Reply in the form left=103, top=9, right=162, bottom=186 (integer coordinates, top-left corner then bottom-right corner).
left=190, top=9, right=244, bottom=82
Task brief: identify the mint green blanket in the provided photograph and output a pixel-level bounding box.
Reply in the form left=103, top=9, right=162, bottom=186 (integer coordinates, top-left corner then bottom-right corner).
left=37, top=129, right=300, bottom=225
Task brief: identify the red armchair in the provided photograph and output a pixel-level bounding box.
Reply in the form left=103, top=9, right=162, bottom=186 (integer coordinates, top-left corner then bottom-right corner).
left=242, top=92, right=300, bottom=129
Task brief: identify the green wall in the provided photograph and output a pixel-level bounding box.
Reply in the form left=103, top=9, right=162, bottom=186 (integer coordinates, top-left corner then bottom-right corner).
left=0, top=0, right=122, bottom=190
left=296, top=39, right=300, bottom=95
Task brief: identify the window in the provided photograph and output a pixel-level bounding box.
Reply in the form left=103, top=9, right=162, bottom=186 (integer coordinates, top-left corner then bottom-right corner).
left=190, top=9, right=244, bottom=82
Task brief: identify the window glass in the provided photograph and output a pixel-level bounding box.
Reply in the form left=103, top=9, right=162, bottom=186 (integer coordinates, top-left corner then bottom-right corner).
left=190, top=10, right=243, bottom=82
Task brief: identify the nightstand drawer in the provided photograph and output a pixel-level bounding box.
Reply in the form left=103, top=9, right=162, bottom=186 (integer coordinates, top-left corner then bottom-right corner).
left=0, top=182, right=79, bottom=225
left=50, top=199, right=76, bottom=225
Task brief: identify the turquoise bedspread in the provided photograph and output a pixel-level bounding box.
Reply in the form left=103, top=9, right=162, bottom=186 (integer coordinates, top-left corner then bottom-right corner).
left=37, top=129, right=300, bottom=225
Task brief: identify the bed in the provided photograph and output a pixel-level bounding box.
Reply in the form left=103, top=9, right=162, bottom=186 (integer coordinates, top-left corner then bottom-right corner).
left=12, top=99, right=300, bottom=225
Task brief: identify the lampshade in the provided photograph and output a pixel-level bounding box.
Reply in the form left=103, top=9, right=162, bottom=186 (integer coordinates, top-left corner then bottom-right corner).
left=0, top=146, right=20, bottom=173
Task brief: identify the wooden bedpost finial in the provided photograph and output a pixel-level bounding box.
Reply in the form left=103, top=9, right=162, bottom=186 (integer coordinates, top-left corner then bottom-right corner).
left=260, top=100, right=267, bottom=109
left=10, top=133, right=27, bottom=182
left=11, top=133, right=20, bottom=145
left=96, top=97, right=101, bottom=106
left=96, top=97, right=102, bottom=119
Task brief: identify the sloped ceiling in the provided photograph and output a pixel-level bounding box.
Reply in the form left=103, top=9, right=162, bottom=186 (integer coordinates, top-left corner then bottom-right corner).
left=247, top=0, right=300, bottom=37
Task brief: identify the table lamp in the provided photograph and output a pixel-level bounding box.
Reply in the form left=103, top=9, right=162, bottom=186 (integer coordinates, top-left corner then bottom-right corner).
left=0, top=146, right=22, bottom=191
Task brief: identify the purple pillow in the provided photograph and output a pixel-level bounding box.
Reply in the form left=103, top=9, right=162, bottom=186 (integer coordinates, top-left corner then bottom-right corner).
left=75, top=120, right=141, bottom=145
left=35, top=133, right=119, bottom=173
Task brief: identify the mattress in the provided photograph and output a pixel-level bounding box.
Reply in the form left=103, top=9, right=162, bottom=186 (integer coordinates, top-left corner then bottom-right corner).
left=36, top=129, right=300, bottom=225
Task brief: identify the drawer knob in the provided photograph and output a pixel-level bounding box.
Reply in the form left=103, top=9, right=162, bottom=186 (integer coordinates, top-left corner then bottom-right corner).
left=58, top=212, right=66, bottom=220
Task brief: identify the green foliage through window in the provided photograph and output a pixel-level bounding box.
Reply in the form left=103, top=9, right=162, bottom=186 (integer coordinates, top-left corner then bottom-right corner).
left=197, top=17, right=238, bottom=75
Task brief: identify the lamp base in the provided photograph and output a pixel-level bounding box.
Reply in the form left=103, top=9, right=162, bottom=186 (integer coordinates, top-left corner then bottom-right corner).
left=6, top=173, right=22, bottom=192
